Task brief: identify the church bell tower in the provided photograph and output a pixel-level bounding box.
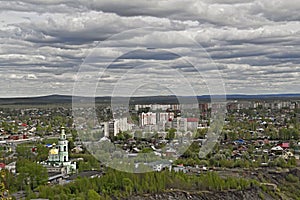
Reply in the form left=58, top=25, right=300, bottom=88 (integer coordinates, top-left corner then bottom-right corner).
left=58, top=127, right=68, bottom=162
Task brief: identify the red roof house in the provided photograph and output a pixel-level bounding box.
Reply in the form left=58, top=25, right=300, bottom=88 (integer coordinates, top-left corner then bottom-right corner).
left=278, top=142, right=290, bottom=149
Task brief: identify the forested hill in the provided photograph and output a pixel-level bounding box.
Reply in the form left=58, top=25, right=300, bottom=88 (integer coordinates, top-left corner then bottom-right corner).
left=0, top=94, right=299, bottom=105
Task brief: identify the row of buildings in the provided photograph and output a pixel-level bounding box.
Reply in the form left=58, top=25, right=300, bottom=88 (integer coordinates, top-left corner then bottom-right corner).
left=227, top=100, right=300, bottom=111
left=139, top=112, right=199, bottom=132
left=100, top=111, right=199, bottom=138
left=134, top=100, right=300, bottom=113
left=74, top=100, right=300, bottom=141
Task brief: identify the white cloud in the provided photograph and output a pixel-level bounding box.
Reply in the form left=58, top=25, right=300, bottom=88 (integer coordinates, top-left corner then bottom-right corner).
left=0, top=0, right=299, bottom=97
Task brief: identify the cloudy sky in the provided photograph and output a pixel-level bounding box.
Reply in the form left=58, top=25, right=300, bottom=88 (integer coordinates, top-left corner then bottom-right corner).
left=0, top=0, right=299, bottom=97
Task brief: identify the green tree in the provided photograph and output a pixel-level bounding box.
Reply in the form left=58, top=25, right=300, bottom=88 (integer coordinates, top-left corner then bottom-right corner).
left=166, top=128, right=176, bottom=140
left=87, top=189, right=101, bottom=200
left=17, top=159, right=48, bottom=190
left=122, top=178, right=134, bottom=196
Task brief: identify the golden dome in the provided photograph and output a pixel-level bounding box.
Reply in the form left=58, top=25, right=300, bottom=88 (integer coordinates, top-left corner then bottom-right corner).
left=49, top=148, right=59, bottom=155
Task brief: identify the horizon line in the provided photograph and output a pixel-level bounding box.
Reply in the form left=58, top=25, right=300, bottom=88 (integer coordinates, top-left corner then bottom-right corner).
left=0, top=93, right=300, bottom=99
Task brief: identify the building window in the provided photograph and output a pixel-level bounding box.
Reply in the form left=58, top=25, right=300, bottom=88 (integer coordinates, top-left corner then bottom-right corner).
left=64, top=146, right=66, bottom=152
left=64, top=156, right=67, bottom=162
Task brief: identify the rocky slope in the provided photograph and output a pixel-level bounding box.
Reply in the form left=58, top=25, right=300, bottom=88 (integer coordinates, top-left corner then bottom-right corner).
left=124, top=188, right=277, bottom=200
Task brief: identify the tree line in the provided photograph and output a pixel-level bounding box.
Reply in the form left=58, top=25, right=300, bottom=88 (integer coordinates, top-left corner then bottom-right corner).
left=34, top=168, right=259, bottom=200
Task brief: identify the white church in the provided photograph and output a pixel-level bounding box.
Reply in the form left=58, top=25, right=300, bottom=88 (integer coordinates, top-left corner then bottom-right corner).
left=45, top=127, right=76, bottom=174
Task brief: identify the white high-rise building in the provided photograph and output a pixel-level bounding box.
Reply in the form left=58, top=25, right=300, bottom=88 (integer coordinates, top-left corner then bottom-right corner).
left=108, top=117, right=132, bottom=137
left=157, top=112, right=175, bottom=123
left=140, top=112, right=157, bottom=126
left=101, top=122, right=109, bottom=137
left=170, top=117, right=187, bottom=132
left=187, top=118, right=199, bottom=130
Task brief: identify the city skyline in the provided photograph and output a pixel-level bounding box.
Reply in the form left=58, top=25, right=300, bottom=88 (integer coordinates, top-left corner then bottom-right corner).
left=0, top=0, right=299, bottom=97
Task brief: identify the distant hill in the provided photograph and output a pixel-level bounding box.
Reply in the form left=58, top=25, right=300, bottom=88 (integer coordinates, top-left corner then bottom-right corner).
left=0, top=94, right=299, bottom=105
left=0, top=95, right=74, bottom=105
left=225, top=93, right=300, bottom=100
